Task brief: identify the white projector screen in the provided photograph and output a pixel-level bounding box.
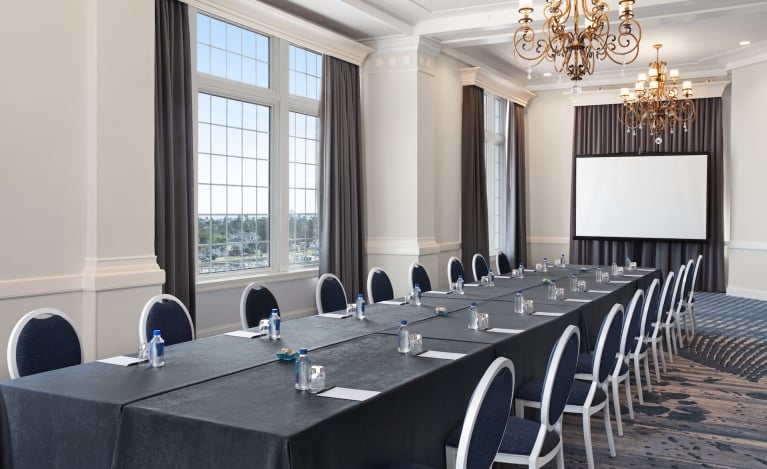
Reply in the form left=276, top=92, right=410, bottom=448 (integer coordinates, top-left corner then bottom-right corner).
left=574, top=153, right=709, bottom=240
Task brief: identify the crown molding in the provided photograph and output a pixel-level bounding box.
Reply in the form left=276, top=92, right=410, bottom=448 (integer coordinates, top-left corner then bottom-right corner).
left=459, top=67, right=536, bottom=106
left=184, top=0, right=373, bottom=65
left=567, top=81, right=730, bottom=106
left=361, top=36, right=441, bottom=76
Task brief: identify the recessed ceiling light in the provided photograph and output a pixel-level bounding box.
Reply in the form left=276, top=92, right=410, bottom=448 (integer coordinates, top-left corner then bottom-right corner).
left=543, top=72, right=552, bottom=77
left=739, top=40, right=751, bottom=46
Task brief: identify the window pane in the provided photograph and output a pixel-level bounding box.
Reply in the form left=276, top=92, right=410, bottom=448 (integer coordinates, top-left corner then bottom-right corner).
left=288, top=112, right=319, bottom=266
left=288, top=45, right=321, bottom=101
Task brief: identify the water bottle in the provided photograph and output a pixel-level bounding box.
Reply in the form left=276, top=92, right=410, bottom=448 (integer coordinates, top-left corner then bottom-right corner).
left=518, top=263, right=525, bottom=279
left=413, top=283, right=422, bottom=306
left=611, top=262, right=618, bottom=276
left=397, top=320, right=410, bottom=353
left=570, top=273, right=578, bottom=292
left=355, top=293, right=366, bottom=319
left=149, top=330, right=165, bottom=368
left=467, top=302, right=479, bottom=329
left=487, top=268, right=494, bottom=286
left=595, top=266, right=602, bottom=283
left=514, top=290, right=524, bottom=314
left=456, top=275, right=465, bottom=295
left=625, top=256, right=631, bottom=270
left=268, top=309, right=281, bottom=340
left=560, top=253, right=566, bottom=268
left=543, top=257, right=548, bottom=273
left=294, top=348, right=311, bottom=390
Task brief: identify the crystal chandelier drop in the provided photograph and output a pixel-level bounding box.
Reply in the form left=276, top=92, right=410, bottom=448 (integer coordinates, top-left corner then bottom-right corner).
left=619, top=43, right=695, bottom=144
left=513, top=0, right=642, bottom=91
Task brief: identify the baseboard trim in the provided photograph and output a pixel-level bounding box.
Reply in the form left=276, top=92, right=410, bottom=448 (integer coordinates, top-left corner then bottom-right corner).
left=726, top=287, right=767, bottom=301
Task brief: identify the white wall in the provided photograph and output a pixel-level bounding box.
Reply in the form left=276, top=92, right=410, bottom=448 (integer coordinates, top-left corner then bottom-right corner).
left=524, top=90, right=574, bottom=264
left=727, top=61, right=767, bottom=300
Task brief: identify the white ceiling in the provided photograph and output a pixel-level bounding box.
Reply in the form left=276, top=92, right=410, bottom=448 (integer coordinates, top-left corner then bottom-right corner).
left=255, top=0, right=767, bottom=91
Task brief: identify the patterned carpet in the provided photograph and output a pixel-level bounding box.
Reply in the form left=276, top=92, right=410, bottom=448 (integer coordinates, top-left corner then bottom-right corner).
left=679, top=292, right=767, bottom=382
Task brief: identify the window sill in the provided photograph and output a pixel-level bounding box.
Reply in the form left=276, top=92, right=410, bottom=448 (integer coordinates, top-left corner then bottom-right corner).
left=196, top=267, right=318, bottom=293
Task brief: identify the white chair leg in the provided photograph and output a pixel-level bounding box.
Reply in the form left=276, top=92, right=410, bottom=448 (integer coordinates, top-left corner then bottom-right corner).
left=445, top=446, right=457, bottom=469
left=555, top=448, right=565, bottom=469
left=624, top=375, right=634, bottom=420
left=604, top=403, right=616, bottom=458
left=643, top=356, right=652, bottom=392
left=611, top=377, right=623, bottom=436
left=634, top=357, right=644, bottom=405
left=583, top=412, right=595, bottom=469
left=665, top=326, right=675, bottom=363
left=650, top=340, right=661, bottom=382
left=675, top=314, right=684, bottom=348
left=658, top=339, right=667, bottom=373
left=690, top=303, right=697, bottom=335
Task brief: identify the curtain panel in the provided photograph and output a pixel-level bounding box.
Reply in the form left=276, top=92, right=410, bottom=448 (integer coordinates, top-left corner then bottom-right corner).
left=460, top=85, right=489, bottom=270
left=318, top=56, right=366, bottom=297
left=154, top=0, right=197, bottom=321
left=505, top=102, right=528, bottom=267
left=569, top=98, right=725, bottom=292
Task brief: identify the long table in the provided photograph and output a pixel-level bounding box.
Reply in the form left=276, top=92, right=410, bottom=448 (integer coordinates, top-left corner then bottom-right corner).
left=0, top=266, right=660, bottom=469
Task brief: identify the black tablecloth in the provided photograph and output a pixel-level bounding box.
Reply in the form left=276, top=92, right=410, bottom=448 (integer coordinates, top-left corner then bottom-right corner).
left=112, top=334, right=494, bottom=469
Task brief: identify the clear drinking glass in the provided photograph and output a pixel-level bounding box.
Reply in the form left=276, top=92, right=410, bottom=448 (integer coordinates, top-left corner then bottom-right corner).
left=137, top=342, right=149, bottom=367
left=408, top=334, right=423, bottom=355
left=523, top=299, right=534, bottom=315
left=578, top=280, right=587, bottom=292
left=477, top=313, right=489, bottom=329
left=309, top=366, right=326, bottom=393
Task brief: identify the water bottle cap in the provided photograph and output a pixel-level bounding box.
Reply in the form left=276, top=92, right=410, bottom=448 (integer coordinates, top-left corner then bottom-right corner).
left=470, top=302, right=477, bottom=306
left=271, top=308, right=278, bottom=314
left=544, top=257, right=547, bottom=260
left=299, top=348, right=308, bottom=355
left=572, top=273, right=576, bottom=276
left=357, top=293, right=363, bottom=298
left=400, top=320, right=407, bottom=325
left=414, top=283, right=420, bottom=288
left=458, top=274, right=463, bottom=279
left=516, top=290, right=522, bottom=294
left=153, top=329, right=161, bottom=336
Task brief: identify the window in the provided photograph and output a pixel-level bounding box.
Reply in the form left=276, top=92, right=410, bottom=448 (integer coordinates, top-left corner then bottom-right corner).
left=194, top=13, right=321, bottom=276
left=484, top=94, right=507, bottom=255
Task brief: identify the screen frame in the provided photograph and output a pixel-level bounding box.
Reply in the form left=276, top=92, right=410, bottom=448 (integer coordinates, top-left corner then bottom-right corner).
left=572, top=152, right=711, bottom=242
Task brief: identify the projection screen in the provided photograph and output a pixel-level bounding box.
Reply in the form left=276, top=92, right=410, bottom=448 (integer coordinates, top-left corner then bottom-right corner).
left=574, top=153, right=709, bottom=241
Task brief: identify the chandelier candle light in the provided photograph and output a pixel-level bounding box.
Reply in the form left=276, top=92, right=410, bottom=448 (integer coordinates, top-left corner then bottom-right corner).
left=514, top=0, right=642, bottom=92
left=619, top=43, right=695, bottom=144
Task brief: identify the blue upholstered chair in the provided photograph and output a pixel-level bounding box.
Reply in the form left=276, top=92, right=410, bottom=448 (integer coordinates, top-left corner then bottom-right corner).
left=240, top=282, right=279, bottom=329
left=139, top=294, right=195, bottom=346
left=367, top=267, right=395, bottom=304
left=491, top=325, right=581, bottom=469
left=648, top=272, right=673, bottom=380
left=471, top=254, right=489, bottom=282
left=409, top=263, right=432, bottom=293
left=677, top=257, right=697, bottom=342
left=316, top=273, right=347, bottom=315
left=447, top=257, right=465, bottom=285
left=682, top=254, right=703, bottom=336
left=662, top=264, right=686, bottom=362
left=518, top=309, right=621, bottom=469
left=637, top=279, right=662, bottom=384
left=385, top=357, right=514, bottom=469
left=7, top=308, right=82, bottom=379
left=496, top=251, right=513, bottom=275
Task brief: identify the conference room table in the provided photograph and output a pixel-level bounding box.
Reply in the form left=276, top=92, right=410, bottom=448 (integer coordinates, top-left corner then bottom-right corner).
left=0, top=265, right=660, bottom=469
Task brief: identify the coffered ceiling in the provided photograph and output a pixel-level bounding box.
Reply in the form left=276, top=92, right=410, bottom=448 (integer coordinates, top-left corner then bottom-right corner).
left=255, top=0, right=767, bottom=90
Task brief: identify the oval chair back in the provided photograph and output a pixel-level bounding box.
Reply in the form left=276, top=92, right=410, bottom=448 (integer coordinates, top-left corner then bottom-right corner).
left=139, top=294, right=195, bottom=346
left=669, top=264, right=686, bottom=315
left=316, top=273, right=347, bottom=315
left=7, top=308, right=82, bottom=379
left=593, top=305, right=625, bottom=385
left=658, top=270, right=675, bottom=323
left=472, top=254, right=489, bottom=282
left=367, top=267, right=394, bottom=304
left=455, top=357, right=515, bottom=469
left=639, top=279, right=660, bottom=342
left=447, top=257, right=465, bottom=285
left=240, top=282, right=279, bottom=329
left=541, top=325, right=581, bottom=430
left=409, top=262, right=432, bottom=293
left=496, top=251, right=512, bottom=275
left=623, top=289, right=645, bottom=357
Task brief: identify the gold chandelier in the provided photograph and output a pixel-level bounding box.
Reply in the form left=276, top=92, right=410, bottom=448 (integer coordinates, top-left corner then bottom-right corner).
left=619, top=43, right=695, bottom=144
left=513, top=0, right=642, bottom=90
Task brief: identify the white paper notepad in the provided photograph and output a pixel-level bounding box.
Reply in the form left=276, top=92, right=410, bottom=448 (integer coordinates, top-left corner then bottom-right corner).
left=378, top=300, right=407, bottom=305
left=565, top=298, right=590, bottom=303
left=637, top=268, right=655, bottom=272
left=610, top=280, right=631, bottom=284
left=417, top=350, right=466, bottom=360
left=98, top=356, right=144, bottom=366
left=224, top=330, right=265, bottom=339
left=317, top=387, right=380, bottom=401
left=588, top=290, right=611, bottom=294
left=428, top=290, right=452, bottom=295
left=464, top=283, right=480, bottom=287
left=495, top=275, right=511, bottom=279
left=534, top=312, right=566, bottom=317
left=486, top=328, right=524, bottom=334
left=317, top=313, right=352, bottom=319
left=623, top=274, right=643, bottom=278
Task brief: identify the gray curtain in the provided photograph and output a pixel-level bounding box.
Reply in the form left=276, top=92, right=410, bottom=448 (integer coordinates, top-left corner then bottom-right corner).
left=461, top=85, right=488, bottom=270
left=569, top=98, right=724, bottom=292
left=155, top=0, right=196, bottom=322
left=505, top=102, right=528, bottom=266
left=318, top=56, right=366, bottom=297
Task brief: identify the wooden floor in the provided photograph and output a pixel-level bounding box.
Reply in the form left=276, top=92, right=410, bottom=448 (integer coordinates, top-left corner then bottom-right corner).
left=500, top=355, right=767, bottom=468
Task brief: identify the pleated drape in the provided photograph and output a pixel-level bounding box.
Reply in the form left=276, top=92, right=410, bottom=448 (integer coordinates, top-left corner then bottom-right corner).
left=505, top=102, right=528, bottom=267
left=154, top=0, right=196, bottom=322
left=461, top=86, right=489, bottom=270
left=318, top=56, right=366, bottom=297
left=569, top=98, right=725, bottom=292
